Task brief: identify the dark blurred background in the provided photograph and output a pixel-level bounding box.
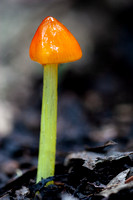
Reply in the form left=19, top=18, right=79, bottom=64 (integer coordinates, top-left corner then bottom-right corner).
left=1, top=0, right=133, bottom=186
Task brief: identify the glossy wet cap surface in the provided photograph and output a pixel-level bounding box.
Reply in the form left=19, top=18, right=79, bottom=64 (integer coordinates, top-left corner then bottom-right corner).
left=29, top=16, right=82, bottom=65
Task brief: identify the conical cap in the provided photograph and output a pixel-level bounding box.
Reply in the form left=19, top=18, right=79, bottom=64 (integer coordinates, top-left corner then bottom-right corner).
left=29, top=16, right=82, bottom=64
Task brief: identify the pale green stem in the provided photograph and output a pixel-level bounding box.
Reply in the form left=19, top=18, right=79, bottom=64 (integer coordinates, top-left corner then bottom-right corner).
left=37, top=64, right=58, bottom=183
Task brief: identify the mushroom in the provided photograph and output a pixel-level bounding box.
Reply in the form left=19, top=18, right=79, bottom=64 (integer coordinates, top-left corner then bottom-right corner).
left=29, top=16, right=82, bottom=183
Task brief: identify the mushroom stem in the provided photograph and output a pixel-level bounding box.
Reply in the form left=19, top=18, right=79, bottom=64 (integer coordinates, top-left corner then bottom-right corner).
left=37, top=64, right=58, bottom=183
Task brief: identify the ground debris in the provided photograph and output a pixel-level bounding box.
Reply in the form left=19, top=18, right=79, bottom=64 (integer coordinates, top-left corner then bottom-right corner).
left=15, top=186, right=30, bottom=200
left=1, top=143, right=133, bottom=199
left=65, top=148, right=133, bottom=171
left=61, top=193, right=78, bottom=200
left=85, top=141, right=117, bottom=153
left=0, top=167, right=36, bottom=197
left=98, top=169, right=131, bottom=197
left=0, top=194, right=10, bottom=200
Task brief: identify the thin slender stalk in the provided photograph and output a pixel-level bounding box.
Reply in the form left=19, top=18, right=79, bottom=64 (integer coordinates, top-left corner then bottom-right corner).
left=37, top=64, right=58, bottom=183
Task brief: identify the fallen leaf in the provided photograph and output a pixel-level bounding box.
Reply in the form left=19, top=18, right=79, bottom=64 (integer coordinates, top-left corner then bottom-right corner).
left=99, top=169, right=132, bottom=197
left=65, top=150, right=133, bottom=171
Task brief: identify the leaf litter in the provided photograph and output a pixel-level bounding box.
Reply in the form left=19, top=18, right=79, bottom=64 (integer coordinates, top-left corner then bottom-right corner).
left=0, top=141, right=133, bottom=199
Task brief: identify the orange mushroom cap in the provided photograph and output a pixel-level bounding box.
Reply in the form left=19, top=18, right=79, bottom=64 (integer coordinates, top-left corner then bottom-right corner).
left=29, top=16, right=82, bottom=65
